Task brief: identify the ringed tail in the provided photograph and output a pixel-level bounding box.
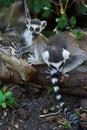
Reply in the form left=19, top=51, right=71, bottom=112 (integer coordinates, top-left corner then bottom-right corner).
left=50, top=68, right=83, bottom=130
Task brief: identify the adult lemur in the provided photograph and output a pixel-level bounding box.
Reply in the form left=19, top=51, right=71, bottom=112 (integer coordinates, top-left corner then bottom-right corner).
left=16, top=18, right=84, bottom=130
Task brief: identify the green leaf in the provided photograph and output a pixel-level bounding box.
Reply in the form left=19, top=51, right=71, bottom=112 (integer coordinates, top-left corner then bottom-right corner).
left=57, top=15, right=68, bottom=30
left=2, top=86, right=7, bottom=93
left=0, top=0, right=16, bottom=7
left=74, top=28, right=85, bottom=40
left=8, top=97, right=15, bottom=106
left=1, top=102, right=7, bottom=108
left=44, top=0, right=51, bottom=8
left=63, top=121, right=71, bottom=128
left=0, top=91, right=4, bottom=103
left=69, top=16, right=76, bottom=27
left=5, top=91, right=12, bottom=98
left=43, top=10, right=51, bottom=18
left=80, top=5, right=87, bottom=15
left=34, top=0, right=43, bottom=13
left=27, top=0, right=34, bottom=5
left=1, top=0, right=11, bottom=6
left=47, top=87, right=54, bottom=94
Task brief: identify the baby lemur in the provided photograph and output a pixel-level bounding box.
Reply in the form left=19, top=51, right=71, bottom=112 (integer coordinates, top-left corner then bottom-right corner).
left=16, top=18, right=48, bottom=65
left=16, top=18, right=84, bottom=130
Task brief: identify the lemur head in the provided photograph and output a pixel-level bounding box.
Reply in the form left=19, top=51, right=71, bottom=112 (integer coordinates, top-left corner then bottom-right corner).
left=25, top=18, right=47, bottom=37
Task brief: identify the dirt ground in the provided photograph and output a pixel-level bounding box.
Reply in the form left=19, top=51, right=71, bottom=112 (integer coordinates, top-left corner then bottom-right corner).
left=0, top=84, right=86, bottom=130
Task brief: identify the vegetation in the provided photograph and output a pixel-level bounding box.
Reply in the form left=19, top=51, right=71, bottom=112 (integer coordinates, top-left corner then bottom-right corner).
left=63, top=121, right=71, bottom=128
left=0, top=0, right=87, bottom=38
left=0, top=0, right=16, bottom=7
left=0, top=86, right=15, bottom=110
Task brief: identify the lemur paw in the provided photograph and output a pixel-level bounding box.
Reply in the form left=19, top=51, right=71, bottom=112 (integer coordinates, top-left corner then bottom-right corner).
left=27, top=55, right=36, bottom=65
left=15, top=49, right=23, bottom=58
left=60, top=73, right=69, bottom=82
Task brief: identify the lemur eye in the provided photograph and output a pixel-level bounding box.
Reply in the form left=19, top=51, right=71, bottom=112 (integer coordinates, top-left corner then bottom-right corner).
left=30, top=27, right=34, bottom=31
left=36, top=27, right=40, bottom=32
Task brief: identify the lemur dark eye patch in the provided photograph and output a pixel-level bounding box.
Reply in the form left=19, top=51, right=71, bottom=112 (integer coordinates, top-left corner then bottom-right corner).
left=30, top=27, right=34, bottom=31
left=36, top=27, right=40, bottom=32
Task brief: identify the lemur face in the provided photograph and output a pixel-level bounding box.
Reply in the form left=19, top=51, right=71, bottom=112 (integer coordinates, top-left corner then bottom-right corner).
left=25, top=18, right=47, bottom=36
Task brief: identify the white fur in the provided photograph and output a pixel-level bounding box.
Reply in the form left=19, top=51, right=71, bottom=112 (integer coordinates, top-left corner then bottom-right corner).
left=50, top=69, right=58, bottom=75
left=41, top=21, right=47, bottom=29
left=60, top=102, right=65, bottom=107
left=23, top=29, right=33, bottom=46
left=52, top=78, right=58, bottom=84
left=42, top=51, right=49, bottom=65
left=62, top=49, right=70, bottom=60
left=56, top=95, right=61, bottom=100
left=9, top=47, right=16, bottom=56
left=64, top=108, right=68, bottom=113
left=53, top=86, right=60, bottom=92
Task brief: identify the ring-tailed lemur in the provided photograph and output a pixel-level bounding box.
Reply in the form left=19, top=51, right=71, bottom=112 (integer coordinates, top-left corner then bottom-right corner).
left=16, top=18, right=84, bottom=130
left=42, top=46, right=83, bottom=130
left=16, top=18, right=48, bottom=65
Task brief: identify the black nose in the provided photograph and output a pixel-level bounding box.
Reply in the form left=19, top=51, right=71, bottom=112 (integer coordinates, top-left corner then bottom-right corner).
left=32, top=32, right=37, bottom=36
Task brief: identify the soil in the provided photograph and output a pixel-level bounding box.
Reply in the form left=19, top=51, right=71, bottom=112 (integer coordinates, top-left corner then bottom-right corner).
left=0, top=84, right=86, bottom=130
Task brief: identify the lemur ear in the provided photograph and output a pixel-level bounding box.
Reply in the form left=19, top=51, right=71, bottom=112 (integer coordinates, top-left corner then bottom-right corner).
left=41, top=21, right=47, bottom=29
left=25, top=18, right=31, bottom=28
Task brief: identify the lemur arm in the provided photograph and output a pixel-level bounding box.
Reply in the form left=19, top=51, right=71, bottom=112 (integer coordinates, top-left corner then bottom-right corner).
left=27, top=39, right=47, bottom=65
left=40, top=34, right=49, bottom=44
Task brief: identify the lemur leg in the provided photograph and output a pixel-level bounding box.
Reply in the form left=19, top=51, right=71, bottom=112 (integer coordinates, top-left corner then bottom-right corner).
left=63, top=55, right=86, bottom=73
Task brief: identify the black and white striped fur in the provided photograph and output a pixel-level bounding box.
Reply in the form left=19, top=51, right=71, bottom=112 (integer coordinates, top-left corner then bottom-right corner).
left=42, top=46, right=83, bottom=130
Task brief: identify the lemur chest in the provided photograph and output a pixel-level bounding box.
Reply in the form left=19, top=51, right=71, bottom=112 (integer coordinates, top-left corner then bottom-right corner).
left=23, top=29, right=33, bottom=46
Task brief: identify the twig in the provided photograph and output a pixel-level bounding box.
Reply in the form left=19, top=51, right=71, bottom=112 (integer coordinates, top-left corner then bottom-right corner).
left=5, top=2, right=16, bottom=32
left=64, top=0, right=69, bottom=12
left=40, top=109, right=61, bottom=118
left=67, top=0, right=75, bottom=8
left=24, top=0, right=31, bottom=19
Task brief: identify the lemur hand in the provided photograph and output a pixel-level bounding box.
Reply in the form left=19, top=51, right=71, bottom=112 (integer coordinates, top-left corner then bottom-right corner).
left=15, top=49, right=23, bottom=58
left=27, top=54, right=42, bottom=65
left=27, top=55, right=37, bottom=65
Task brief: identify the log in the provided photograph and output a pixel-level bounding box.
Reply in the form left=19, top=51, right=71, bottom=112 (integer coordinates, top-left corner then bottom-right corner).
left=0, top=31, right=36, bottom=82
left=0, top=29, right=87, bottom=97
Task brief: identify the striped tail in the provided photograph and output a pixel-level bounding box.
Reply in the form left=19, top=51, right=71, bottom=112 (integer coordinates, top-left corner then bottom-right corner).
left=50, top=68, right=83, bottom=130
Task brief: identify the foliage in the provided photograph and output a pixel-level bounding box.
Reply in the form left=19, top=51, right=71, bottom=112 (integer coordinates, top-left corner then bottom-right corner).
left=0, top=0, right=87, bottom=37
left=0, top=0, right=16, bottom=7
left=55, top=15, right=77, bottom=32
left=63, top=121, right=71, bottom=128
left=27, top=0, right=51, bottom=17
left=56, top=15, right=68, bottom=30
left=74, top=28, right=85, bottom=40
left=80, top=4, right=87, bottom=15
left=0, top=86, right=15, bottom=110
left=46, top=87, right=54, bottom=94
